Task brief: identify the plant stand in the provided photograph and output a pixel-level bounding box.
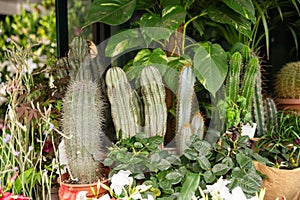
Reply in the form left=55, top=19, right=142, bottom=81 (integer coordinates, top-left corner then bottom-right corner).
left=276, top=98, right=300, bottom=113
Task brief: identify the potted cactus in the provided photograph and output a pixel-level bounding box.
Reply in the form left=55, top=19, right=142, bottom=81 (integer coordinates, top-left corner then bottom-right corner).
left=275, top=61, right=300, bottom=113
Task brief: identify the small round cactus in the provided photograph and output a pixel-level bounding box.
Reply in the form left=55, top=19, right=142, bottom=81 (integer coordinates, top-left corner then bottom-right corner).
left=275, top=62, right=300, bottom=99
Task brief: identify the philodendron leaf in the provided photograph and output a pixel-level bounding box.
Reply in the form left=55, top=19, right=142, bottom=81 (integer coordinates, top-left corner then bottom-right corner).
left=179, top=173, right=200, bottom=200
left=223, top=0, right=256, bottom=23
left=193, top=42, right=227, bottom=96
left=207, top=4, right=252, bottom=38
left=162, top=5, right=186, bottom=30
left=84, top=0, right=136, bottom=27
left=212, top=163, right=230, bottom=176
left=105, top=29, right=144, bottom=57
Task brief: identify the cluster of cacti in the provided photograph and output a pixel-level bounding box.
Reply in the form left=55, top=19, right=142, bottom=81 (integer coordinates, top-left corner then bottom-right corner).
left=176, top=66, right=205, bottom=154
left=263, top=97, right=278, bottom=130
left=275, top=61, right=300, bottom=99
left=226, top=46, right=259, bottom=111
left=62, top=80, right=103, bottom=183
left=106, top=66, right=167, bottom=139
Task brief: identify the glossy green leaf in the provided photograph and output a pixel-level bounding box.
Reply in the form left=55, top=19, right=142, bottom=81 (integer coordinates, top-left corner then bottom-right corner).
left=179, top=173, right=200, bottom=200
left=193, top=42, right=227, bottom=96
left=222, top=157, right=234, bottom=168
left=207, top=4, right=252, bottom=38
left=212, top=163, right=230, bottom=176
left=236, top=152, right=252, bottom=169
left=105, top=29, right=144, bottom=57
left=162, top=5, right=186, bottom=30
left=224, top=0, right=256, bottom=23
left=203, top=171, right=216, bottom=184
left=84, top=0, right=136, bottom=27
left=165, top=171, right=183, bottom=184
left=161, top=0, right=181, bottom=8
left=136, top=0, right=154, bottom=10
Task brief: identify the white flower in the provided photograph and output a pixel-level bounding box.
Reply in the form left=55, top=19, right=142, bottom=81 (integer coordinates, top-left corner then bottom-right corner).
left=110, top=170, right=132, bottom=196
left=76, top=191, right=88, bottom=200
left=97, top=194, right=111, bottom=200
left=205, top=176, right=232, bottom=200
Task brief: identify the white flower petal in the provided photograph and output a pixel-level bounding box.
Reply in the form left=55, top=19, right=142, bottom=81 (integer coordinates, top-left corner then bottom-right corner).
left=76, top=191, right=88, bottom=200
left=97, top=194, right=111, bottom=200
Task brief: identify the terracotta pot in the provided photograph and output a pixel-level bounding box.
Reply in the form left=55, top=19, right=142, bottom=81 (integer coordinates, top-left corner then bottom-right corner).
left=254, top=161, right=300, bottom=200
left=58, top=173, right=109, bottom=200
left=276, top=98, right=300, bottom=113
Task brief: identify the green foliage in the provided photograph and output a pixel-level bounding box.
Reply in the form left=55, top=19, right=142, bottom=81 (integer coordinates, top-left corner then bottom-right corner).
left=257, top=111, right=300, bottom=169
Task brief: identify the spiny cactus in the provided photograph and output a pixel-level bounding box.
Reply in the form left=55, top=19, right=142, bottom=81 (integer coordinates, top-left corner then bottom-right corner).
left=241, top=57, right=259, bottom=111
left=106, top=66, right=167, bottom=139
left=226, top=52, right=242, bottom=103
left=264, top=97, right=278, bottom=130
left=191, top=112, right=205, bottom=139
left=140, top=66, right=167, bottom=137
left=106, top=67, right=141, bottom=139
left=176, top=66, right=196, bottom=136
left=177, top=124, right=192, bottom=155
left=62, top=80, right=103, bottom=183
left=253, top=70, right=266, bottom=136
left=275, top=61, right=300, bottom=99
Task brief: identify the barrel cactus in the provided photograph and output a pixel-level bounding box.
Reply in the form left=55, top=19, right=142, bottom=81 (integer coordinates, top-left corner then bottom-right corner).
left=62, top=80, right=104, bottom=183
left=275, top=61, right=300, bottom=99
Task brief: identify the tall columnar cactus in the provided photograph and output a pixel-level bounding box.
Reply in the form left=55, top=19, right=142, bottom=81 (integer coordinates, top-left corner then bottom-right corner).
left=176, top=66, right=196, bottom=135
left=177, top=124, right=192, bottom=155
left=106, top=66, right=168, bottom=139
left=275, top=61, right=300, bottom=99
left=226, top=52, right=242, bottom=103
left=191, top=112, right=205, bottom=139
left=240, top=57, right=259, bottom=111
left=63, top=80, right=103, bottom=183
left=106, top=67, right=142, bottom=139
left=140, top=66, right=167, bottom=137
left=253, top=70, right=266, bottom=136
left=264, top=97, right=278, bottom=130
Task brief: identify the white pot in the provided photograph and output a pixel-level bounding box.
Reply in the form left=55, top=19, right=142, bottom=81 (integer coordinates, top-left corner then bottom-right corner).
left=241, top=123, right=257, bottom=138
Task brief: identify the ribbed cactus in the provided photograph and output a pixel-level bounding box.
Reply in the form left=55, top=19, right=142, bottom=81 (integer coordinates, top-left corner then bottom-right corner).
left=191, top=112, right=205, bottom=139
left=106, top=67, right=141, bottom=139
left=252, top=70, right=266, bottom=136
left=140, top=66, right=167, bottom=137
left=176, top=66, right=196, bottom=135
left=177, top=124, right=192, bottom=155
left=106, top=66, right=168, bottom=139
left=264, top=97, right=278, bottom=130
left=241, top=57, right=259, bottom=111
left=226, top=52, right=242, bottom=103
left=62, top=80, right=103, bottom=183
left=275, top=61, right=300, bottom=99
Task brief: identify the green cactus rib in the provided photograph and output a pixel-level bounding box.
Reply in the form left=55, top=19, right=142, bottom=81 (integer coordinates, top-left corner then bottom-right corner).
left=177, top=124, right=192, bottom=155
left=191, top=112, right=205, bottom=139
left=242, top=45, right=251, bottom=65
left=106, top=67, right=141, bottom=139
left=226, top=52, right=242, bottom=103
left=252, top=70, right=266, bottom=136
left=63, top=80, right=103, bottom=183
left=241, top=57, right=259, bottom=111
left=140, top=66, right=167, bottom=137
left=176, top=66, right=196, bottom=136
left=275, top=62, right=300, bottom=99
left=264, top=97, right=278, bottom=129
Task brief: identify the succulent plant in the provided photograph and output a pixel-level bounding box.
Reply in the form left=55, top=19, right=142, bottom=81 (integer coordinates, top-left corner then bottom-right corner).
left=275, top=61, right=300, bottom=99
left=62, top=80, right=104, bottom=183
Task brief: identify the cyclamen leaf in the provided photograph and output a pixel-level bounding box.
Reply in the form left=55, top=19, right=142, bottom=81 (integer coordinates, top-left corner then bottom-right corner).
left=212, top=163, right=230, bottom=176
left=197, top=156, right=211, bottom=170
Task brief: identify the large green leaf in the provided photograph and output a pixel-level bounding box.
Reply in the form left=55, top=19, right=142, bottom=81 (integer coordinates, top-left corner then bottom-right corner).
left=197, top=156, right=211, bottom=170
left=193, top=42, right=227, bottom=96
left=207, top=4, right=252, bottom=38
left=136, top=0, right=154, bottom=10
left=105, top=29, right=144, bottom=57
left=179, top=173, right=200, bottom=200
left=236, top=152, right=252, bottom=169
left=212, top=163, right=231, bottom=176
left=165, top=171, right=183, bottom=184
left=224, top=0, right=256, bottom=23
left=84, top=0, right=136, bottom=27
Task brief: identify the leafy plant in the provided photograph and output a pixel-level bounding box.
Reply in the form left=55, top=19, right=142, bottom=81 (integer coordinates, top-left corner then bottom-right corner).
left=257, top=111, right=300, bottom=169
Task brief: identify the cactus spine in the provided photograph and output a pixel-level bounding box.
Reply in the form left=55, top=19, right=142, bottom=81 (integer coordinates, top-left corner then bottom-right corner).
left=140, top=66, right=167, bottom=137
left=226, top=52, right=242, bottom=103
left=191, top=112, right=205, bottom=139
left=63, top=80, right=103, bottom=183
left=264, top=97, right=278, bottom=129
left=178, top=124, right=192, bottom=155
left=106, top=67, right=141, bottom=139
